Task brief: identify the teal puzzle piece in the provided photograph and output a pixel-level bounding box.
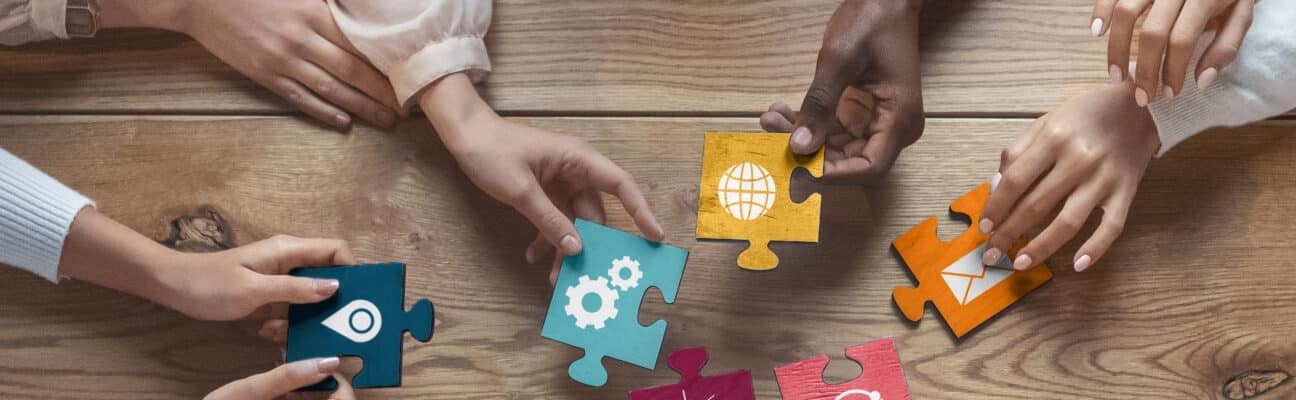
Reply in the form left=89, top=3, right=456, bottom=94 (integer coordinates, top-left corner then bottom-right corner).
left=287, top=263, right=434, bottom=390
left=541, top=219, right=689, bottom=387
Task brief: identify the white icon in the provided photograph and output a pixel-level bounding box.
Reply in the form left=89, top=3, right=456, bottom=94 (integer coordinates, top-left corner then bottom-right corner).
left=942, top=243, right=1015, bottom=304
left=835, top=389, right=882, bottom=400
left=564, top=275, right=619, bottom=329
left=608, top=256, right=643, bottom=291
left=321, top=299, right=383, bottom=343
left=717, top=161, right=776, bottom=221
left=676, top=390, right=716, bottom=400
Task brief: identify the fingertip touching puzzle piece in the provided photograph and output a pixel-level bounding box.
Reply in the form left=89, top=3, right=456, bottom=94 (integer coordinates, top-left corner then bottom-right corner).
left=774, top=338, right=910, bottom=400
left=891, top=183, right=1053, bottom=338
left=696, top=131, right=825, bottom=270
left=542, top=219, right=689, bottom=387
left=629, top=347, right=755, bottom=400
left=286, top=263, right=435, bottom=390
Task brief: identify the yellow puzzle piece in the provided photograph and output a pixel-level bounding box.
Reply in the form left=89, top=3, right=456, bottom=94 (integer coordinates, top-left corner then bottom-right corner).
left=695, top=132, right=825, bottom=270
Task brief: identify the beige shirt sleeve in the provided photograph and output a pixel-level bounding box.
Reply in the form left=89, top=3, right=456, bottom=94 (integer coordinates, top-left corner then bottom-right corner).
left=328, top=0, right=492, bottom=109
left=1, top=0, right=68, bottom=46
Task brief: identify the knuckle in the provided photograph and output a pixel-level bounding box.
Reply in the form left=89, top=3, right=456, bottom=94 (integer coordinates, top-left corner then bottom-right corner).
left=1139, top=28, right=1168, bottom=45
left=1114, top=2, right=1142, bottom=19
left=802, top=85, right=839, bottom=115
left=1054, top=215, right=1084, bottom=233
left=541, top=210, right=569, bottom=231
left=1024, top=200, right=1052, bottom=218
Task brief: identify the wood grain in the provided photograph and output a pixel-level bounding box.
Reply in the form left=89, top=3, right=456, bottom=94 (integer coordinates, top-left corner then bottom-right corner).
left=1, top=116, right=1293, bottom=399
left=0, top=0, right=1110, bottom=115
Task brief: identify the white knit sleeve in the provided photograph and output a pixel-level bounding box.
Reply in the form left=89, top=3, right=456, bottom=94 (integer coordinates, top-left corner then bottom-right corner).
left=327, top=0, right=492, bottom=109
left=0, top=0, right=68, bottom=46
left=1149, top=0, right=1296, bottom=156
left=0, top=147, right=94, bottom=282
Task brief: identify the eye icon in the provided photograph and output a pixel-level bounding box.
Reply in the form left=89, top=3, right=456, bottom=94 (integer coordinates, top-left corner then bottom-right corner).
left=321, top=299, right=383, bottom=343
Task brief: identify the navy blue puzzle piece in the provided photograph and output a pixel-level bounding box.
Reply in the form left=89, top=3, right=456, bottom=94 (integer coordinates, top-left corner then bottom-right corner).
left=287, top=263, right=434, bottom=390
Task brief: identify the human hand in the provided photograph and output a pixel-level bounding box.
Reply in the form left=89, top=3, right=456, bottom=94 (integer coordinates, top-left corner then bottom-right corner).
left=762, top=0, right=924, bottom=183
left=979, top=83, right=1159, bottom=273
left=420, top=74, right=664, bottom=284
left=112, top=0, right=403, bottom=129
left=204, top=357, right=356, bottom=400
left=1092, top=0, right=1254, bottom=105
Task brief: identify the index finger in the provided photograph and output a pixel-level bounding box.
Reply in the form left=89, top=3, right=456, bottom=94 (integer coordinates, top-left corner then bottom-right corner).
left=580, top=152, right=665, bottom=241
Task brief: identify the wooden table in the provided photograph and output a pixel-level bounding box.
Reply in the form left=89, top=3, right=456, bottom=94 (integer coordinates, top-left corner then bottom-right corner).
left=1, top=1, right=1293, bottom=399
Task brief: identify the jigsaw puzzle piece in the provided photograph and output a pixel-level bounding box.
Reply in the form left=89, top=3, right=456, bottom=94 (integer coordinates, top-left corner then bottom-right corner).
left=774, top=338, right=910, bottom=400
left=696, top=132, right=825, bottom=270
left=542, top=219, right=689, bottom=387
left=891, top=183, right=1053, bottom=338
left=629, top=347, right=755, bottom=400
left=287, top=263, right=435, bottom=390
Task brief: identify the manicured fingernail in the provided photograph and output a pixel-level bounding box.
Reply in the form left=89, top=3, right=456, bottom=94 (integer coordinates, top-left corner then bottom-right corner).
left=1074, top=254, right=1092, bottom=272
left=979, top=218, right=994, bottom=234
left=983, top=247, right=1003, bottom=265
left=1091, top=18, right=1104, bottom=36
left=990, top=172, right=1002, bottom=194
left=334, top=113, right=350, bottom=126
left=1197, top=67, right=1217, bottom=88
left=1134, top=88, right=1148, bottom=107
left=525, top=246, right=537, bottom=264
left=560, top=235, right=580, bottom=255
left=314, top=279, right=340, bottom=296
left=316, top=357, right=340, bottom=373
left=1108, top=65, right=1122, bottom=85
left=1162, top=86, right=1175, bottom=99
left=1013, top=254, right=1033, bottom=270
left=792, top=126, right=812, bottom=148
left=377, top=109, right=395, bottom=127
left=645, top=213, right=665, bottom=240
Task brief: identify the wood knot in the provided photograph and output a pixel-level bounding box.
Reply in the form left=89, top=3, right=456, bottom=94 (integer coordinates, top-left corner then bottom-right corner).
left=1224, top=370, right=1290, bottom=400
left=160, top=206, right=237, bottom=252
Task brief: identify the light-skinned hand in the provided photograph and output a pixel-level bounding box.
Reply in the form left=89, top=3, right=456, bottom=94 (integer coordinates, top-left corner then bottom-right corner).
left=1092, top=0, right=1254, bottom=105
left=979, top=83, right=1160, bottom=273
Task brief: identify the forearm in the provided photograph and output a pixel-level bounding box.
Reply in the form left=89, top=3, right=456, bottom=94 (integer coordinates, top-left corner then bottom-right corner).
left=58, top=208, right=183, bottom=308
left=417, top=72, right=496, bottom=156
left=96, top=0, right=188, bottom=31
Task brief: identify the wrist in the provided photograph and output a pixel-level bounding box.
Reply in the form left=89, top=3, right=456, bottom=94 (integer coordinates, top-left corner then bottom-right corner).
left=96, top=0, right=190, bottom=32
left=417, top=73, right=498, bottom=157
left=59, top=208, right=186, bottom=309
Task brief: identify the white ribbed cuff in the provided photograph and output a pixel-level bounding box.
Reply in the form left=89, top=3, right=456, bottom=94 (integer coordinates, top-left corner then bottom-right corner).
left=389, top=35, right=491, bottom=109
left=1148, top=79, right=1240, bottom=157
left=31, top=0, right=69, bottom=40
left=0, top=149, right=94, bottom=283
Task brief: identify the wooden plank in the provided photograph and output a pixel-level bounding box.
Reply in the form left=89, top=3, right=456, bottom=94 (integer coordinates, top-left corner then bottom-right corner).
left=0, top=115, right=1293, bottom=399
left=0, top=0, right=1107, bottom=115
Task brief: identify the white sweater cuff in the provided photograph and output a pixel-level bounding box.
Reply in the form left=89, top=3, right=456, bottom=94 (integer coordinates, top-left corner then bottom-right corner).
left=389, top=35, right=491, bottom=109
left=0, top=148, right=94, bottom=283
left=1148, top=80, right=1246, bottom=157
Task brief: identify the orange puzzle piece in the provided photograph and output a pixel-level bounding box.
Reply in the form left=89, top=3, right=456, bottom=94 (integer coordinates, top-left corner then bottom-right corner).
left=892, top=183, right=1052, bottom=338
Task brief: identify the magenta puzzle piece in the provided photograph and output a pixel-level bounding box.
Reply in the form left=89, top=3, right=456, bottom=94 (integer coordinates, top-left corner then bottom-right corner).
left=628, top=347, right=755, bottom=400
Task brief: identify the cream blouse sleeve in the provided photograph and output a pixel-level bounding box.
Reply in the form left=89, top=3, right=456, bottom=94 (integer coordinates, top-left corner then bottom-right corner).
left=327, top=0, right=492, bottom=109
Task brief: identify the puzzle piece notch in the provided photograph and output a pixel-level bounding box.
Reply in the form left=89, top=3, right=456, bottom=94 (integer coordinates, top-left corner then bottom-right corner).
left=891, top=183, right=1053, bottom=338
left=628, top=347, right=755, bottom=400
left=695, top=132, right=825, bottom=271
left=774, top=338, right=910, bottom=400
left=542, top=219, right=689, bottom=387
left=287, top=263, right=435, bottom=390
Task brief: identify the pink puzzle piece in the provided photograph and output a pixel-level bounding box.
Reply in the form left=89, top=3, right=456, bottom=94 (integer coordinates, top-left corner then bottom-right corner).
left=629, top=347, right=755, bottom=400
left=774, top=338, right=910, bottom=400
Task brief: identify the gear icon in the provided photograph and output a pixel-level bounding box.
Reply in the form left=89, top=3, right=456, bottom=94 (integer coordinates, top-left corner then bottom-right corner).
left=607, top=256, right=643, bottom=291
left=564, top=275, right=619, bottom=329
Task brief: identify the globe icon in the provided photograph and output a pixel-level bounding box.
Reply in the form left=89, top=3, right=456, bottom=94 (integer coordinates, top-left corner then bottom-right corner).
left=717, top=162, right=776, bottom=221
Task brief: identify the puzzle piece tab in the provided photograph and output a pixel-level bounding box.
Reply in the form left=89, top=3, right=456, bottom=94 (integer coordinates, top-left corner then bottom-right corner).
left=629, top=347, right=755, bottom=400
left=774, top=338, right=910, bottom=400
left=543, top=219, right=689, bottom=387
left=696, top=132, right=824, bottom=270
left=892, top=183, right=1053, bottom=338
left=287, top=263, right=434, bottom=390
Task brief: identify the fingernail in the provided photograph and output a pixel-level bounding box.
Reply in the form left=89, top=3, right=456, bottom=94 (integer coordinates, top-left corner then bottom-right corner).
left=990, top=172, right=1002, bottom=194
left=792, top=126, right=812, bottom=148
left=1197, top=67, right=1217, bottom=88
left=982, top=247, right=1003, bottom=265
left=979, top=218, right=994, bottom=234
left=1134, top=88, right=1148, bottom=107
left=316, top=357, right=340, bottom=374
left=646, top=213, right=665, bottom=240
left=525, top=246, right=537, bottom=264
left=1074, top=254, right=1092, bottom=272
left=1108, top=65, right=1122, bottom=85
left=1162, top=85, right=1175, bottom=99
left=1091, top=18, right=1103, bottom=36
left=1013, top=254, right=1033, bottom=271
left=334, top=113, right=350, bottom=126
left=314, top=279, right=340, bottom=296
left=560, top=235, right=580, bottom=255
left=377, top=109, right=395, bottom=127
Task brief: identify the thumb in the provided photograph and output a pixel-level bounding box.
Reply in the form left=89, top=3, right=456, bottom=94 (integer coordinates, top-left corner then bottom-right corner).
left=251, top=274, right=340, bottom=305
left=204, top=357, right=339, bottom=400
left=791, top=34, right=868, bottom=155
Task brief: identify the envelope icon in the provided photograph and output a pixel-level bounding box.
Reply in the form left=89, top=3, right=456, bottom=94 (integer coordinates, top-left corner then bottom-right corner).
left=941, top=243, right=1015, bottom=305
